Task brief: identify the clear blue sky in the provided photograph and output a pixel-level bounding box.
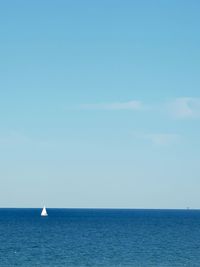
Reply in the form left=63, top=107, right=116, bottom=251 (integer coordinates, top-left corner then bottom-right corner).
left=1, top=0, right=200, bottom=208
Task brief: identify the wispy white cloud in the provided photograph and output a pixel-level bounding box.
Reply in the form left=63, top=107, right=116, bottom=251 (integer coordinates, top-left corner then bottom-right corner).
left=79, top=100, right=143, bottom=110
left=143, top=133, right=180, bottom=146
left=0, top=131, right=31, bottom=146
left=168, top=97, right=200, bottom=119
left=0, top=131, right=52, bottom=148
left=133, top=131, right=180, bottom=146
left=75, top=97, right=200, bottom=121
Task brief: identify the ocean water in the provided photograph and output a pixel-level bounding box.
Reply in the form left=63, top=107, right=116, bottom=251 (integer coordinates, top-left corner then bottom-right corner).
left=0, top=209, right=200, bottom=266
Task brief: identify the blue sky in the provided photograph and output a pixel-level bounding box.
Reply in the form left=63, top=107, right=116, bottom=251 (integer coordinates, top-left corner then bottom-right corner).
left=1, top=0, right=200, bottom=208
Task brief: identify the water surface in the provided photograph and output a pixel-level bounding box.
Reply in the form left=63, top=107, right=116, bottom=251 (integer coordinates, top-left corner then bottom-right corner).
left=0, top=209, right=200, bottom=266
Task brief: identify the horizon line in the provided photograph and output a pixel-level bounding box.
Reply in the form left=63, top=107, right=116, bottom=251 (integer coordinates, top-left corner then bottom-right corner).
left=0, top=207, right=197, bottom=210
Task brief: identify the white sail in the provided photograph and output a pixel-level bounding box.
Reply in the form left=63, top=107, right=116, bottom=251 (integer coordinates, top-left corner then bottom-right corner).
left=41, top=206, right=48, bottom=216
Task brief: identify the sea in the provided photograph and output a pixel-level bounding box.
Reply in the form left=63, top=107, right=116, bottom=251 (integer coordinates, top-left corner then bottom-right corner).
left=0, top=209, right=200, bottom=267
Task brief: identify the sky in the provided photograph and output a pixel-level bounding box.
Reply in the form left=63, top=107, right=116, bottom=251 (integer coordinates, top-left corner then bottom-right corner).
left=0, top=0, right=200, bottom=208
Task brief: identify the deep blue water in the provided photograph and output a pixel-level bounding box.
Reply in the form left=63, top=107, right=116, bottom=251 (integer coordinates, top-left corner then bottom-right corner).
left=0, top=209, right=200, bottom=266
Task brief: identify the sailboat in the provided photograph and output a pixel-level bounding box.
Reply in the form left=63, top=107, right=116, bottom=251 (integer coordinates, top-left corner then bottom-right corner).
left=41, top=205, right=48, bottom=216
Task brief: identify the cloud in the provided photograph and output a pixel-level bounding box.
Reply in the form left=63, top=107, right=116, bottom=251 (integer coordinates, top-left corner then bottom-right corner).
left=79, top=100, right=143, bottom=110
left=0, top=132, right=31, bottom=146
left=133, top=132, right=180, bottom=146
left=74, top=97, right=200, bottom=121
left=168, top=97, right=200, bottom=119
left=0, top=131, right=52, bottom=148
left=144, top=133, right=180, bottom=146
